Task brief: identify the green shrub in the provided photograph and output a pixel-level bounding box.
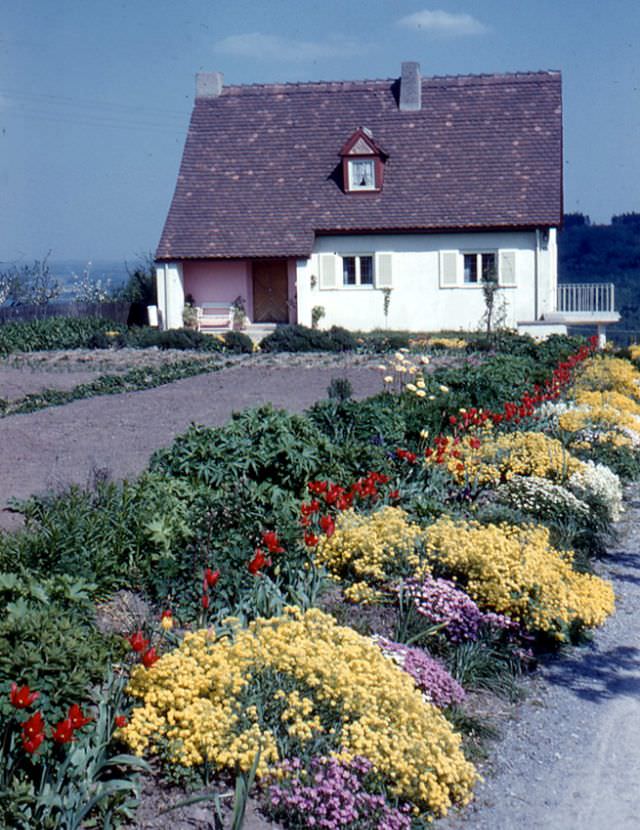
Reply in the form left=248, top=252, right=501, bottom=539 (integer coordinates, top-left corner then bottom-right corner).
left=223, top=329, right=254, bottom=354
left=0, top=602, right=118, bottom=722
left=0, top=317, right=126, bottom=355
left=259, top=324, right=356, bottom=352
left=124, top=327, right=222, bottom=351
left=432, top=354, right=539, bottom=410
left=0, top=475, right=194, bottom=593
left=150, top=404, right=335, bottom=493
left=354, top=330, right=412, bottom=352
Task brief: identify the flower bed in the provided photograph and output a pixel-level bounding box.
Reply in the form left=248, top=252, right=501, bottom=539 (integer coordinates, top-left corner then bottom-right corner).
left=1, top=334, right=635, bottom=828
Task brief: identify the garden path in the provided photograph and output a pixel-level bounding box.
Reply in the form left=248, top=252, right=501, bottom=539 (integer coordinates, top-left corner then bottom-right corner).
left=440, top=483, right=640, bottom=830
left=0, top=357, right=382, bottom=530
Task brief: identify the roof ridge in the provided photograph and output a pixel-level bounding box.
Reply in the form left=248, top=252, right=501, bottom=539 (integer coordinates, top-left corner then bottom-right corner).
left=218, top=70, right=560, bottom=96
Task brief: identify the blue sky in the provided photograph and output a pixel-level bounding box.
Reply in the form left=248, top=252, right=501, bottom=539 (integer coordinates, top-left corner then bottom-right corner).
left=1, top=0, right=638, bottom=263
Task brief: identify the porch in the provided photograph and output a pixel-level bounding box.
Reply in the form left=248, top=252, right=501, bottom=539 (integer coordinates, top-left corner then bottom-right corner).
left=156, top=258, right=297, bottom=331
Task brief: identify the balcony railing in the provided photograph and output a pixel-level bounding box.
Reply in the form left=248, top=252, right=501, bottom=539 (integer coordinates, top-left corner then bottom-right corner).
left=556, top=282, right=615, bottom=314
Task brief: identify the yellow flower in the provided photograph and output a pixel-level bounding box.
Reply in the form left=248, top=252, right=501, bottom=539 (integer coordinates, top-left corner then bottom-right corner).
left=384, top=376, right=393, bottom=384
left=406, top=383, right=417, bottom=392
left=439, top=385, right=449, bottom=393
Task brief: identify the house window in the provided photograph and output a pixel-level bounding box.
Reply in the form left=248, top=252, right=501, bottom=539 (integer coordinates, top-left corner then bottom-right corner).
left=463, top=252, right=496, bottom=284
left=348, top=159, right=376, bottom=191
left=342, top=255, right=374, bottom=286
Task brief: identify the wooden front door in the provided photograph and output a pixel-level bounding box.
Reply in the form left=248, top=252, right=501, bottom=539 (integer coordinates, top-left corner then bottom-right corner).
left=252, top=260, right=289, bottom=323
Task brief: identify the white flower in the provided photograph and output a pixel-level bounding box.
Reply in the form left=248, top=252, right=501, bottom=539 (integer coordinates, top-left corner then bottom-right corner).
left=568, top=461, right=624, bottom=522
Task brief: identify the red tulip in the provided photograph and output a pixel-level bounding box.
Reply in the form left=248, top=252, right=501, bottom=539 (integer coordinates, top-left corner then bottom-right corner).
left=22, top=711, right=45, bottom=741
left=201, top=593, right=210, bottom=610
left=248, top=548, right=271, bottom=575
left=262, top=530, right=285, bottom=554
left=10, top=682, right=39, bottom=709
left=128, top=631, right=149, bottom=653
left=204, top=568, right=220, bottom=589
left=304, top=531, right=319, bottom=547
left=142, top=647, right=159, bottom=668
left=114, top=715, right=128, bottom=729
left=319, top=515, right=335, bottom=538
left=51, top=718, right=74, bottom=744
left=67, top=703, right=92, bottom=730
left=22, top=731, right=45, bottom=754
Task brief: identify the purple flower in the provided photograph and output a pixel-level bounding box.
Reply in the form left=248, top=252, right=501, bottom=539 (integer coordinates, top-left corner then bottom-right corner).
left=400, top=576, right=515, bottom=643
left=264, top=755, right=412, bottom=829
left=374, top=637, right=465, bottom=708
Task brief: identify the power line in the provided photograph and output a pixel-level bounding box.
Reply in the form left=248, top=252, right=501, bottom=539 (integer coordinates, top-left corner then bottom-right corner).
left=0, top=87, right=189, bottom=120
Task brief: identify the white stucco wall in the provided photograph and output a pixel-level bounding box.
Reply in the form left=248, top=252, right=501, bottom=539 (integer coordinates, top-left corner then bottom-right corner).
left=155, top=262, right=185, bottom=330
left=296, top=230, right=556, bottom=332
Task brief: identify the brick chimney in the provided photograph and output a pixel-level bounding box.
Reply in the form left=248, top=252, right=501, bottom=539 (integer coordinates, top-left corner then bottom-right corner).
left=196, top=72, right=224, bottom=99
left=399, top=62, right=421, bottom=111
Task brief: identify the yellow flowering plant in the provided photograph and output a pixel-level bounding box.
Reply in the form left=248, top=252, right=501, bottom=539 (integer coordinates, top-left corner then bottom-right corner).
left=121, top=608, right=477, bottom=817
left=314, top=507, right=426, bottom=603
left=425, top=517, right=615, bottom=639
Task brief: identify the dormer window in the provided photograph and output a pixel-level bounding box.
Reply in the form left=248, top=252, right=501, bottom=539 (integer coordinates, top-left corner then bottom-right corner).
left=348, top=159, right=376, bottom=191
left=340, top=128, right=386, bottom=193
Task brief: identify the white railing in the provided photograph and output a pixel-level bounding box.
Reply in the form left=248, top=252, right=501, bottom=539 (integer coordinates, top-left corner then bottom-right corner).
left=556, top=283, right=615, bottom=314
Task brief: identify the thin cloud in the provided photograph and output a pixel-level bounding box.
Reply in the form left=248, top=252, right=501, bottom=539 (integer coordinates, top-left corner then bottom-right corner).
left=214, top=32, right=368, bottom=62
left=397, top=9, right=489, bottom=36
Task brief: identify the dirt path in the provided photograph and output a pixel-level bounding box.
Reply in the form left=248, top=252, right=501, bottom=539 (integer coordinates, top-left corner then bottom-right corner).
left=440, top=485, right=640, bottom=830
left=0, top=357, right=382, bottom=528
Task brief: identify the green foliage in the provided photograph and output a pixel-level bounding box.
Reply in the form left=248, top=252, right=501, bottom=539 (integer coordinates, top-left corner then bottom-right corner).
left=0, top=606, right=119, bottom=722
left=1, top=475, right=194, bottom=592
left=432, top=354, right=539, bottom=411
left=354, top=329, right=411, bottom=352
left=327, top=376, right=353, bottom=403
left=442, top=633, right=523, bottom=701
left=151, top=404, right=334, bottom=493
left=0, top=672, right=148, bottom=830
left=259, top=324, right=357, bottom=352
left=117, top=257, right=157, bottom=305
left=0, top=317, right=126, bottom=356
left=222, top=329, right=254, bottom=354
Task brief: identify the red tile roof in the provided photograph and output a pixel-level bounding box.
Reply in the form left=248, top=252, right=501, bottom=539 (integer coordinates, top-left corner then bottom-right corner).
left=156, top=71, right=562, bottom=260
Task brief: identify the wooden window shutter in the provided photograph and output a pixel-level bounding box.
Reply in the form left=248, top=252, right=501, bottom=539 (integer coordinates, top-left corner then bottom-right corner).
left=318, top=254, right=337, bottom=290
left=499, top=250, right=517, bottom=286
left=439, top=251, right=459, bottom=287
left=375, top=253, right=393, bottom=288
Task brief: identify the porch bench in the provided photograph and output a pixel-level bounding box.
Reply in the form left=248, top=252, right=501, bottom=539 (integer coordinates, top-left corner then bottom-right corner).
left=196, top=303, right=234, bottom=332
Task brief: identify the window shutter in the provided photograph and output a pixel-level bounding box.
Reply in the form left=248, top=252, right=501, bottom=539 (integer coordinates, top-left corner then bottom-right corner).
left=499, top=251, right=517, bottom=286
left=375, top=253, right=393, bottom=288
left=319, top=254, right=337, bottom=290
left=439, top=251, right=459, bottom=287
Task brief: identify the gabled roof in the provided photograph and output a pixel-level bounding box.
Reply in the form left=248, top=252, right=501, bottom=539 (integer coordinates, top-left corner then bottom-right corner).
left=156, top=70, right=562, bottom=261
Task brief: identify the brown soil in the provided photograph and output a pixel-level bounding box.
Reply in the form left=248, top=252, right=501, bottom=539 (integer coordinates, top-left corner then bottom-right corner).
left=0, top=351, right=387, bottom=530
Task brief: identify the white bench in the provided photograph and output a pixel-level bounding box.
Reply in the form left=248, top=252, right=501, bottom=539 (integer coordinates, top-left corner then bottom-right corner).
left=196, top=303, right=234, bottom=332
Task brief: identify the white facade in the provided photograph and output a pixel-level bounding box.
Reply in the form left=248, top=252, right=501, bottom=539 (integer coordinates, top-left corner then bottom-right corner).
left=156, top=228, right=559, bottom=334
left=296, top=229, right=557, bottom=333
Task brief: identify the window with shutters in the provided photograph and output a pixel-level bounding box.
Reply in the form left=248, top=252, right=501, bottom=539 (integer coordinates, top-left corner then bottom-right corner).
left=342, top=255, right=374, bottom=287
left=441, top=249, right=513, bottom=288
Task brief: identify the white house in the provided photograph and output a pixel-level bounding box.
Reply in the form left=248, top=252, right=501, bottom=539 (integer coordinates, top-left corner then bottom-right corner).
left=155, top=63, right=618, bottom=339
